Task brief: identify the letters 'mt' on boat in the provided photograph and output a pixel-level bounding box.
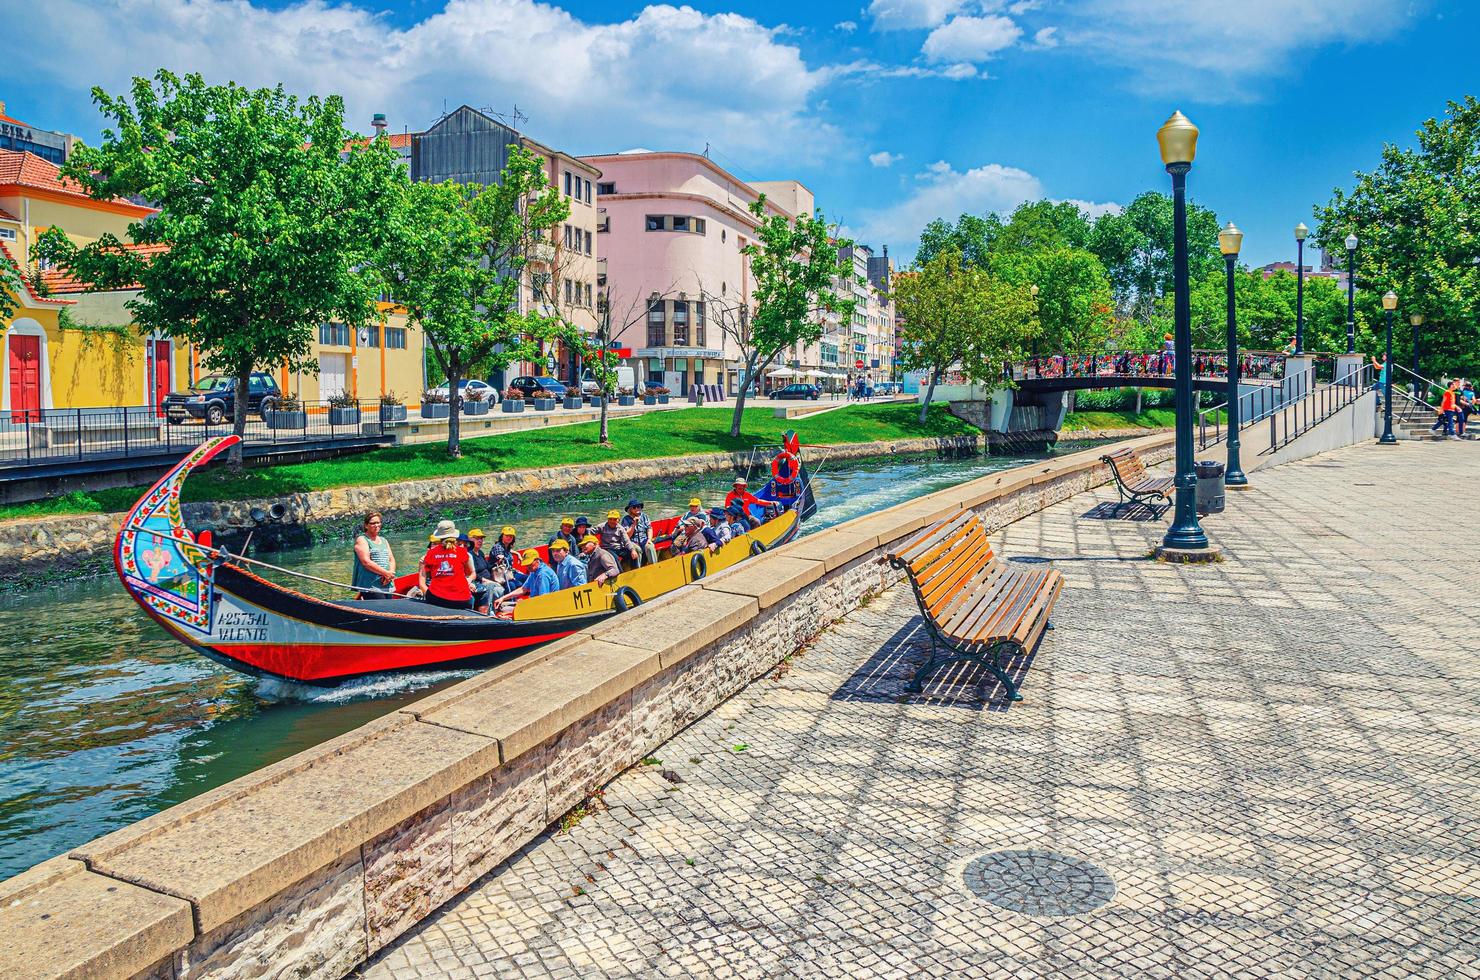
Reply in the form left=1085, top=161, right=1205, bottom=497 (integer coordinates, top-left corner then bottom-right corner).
left=114, top=434, right=815, bottom=684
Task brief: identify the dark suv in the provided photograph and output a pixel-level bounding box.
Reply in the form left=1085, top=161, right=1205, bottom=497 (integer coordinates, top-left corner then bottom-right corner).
left=507, top=375, right=568, bottom=399
left=769, top=383, right=820, bottom=401
left=164, top=373, right=281, bottom=425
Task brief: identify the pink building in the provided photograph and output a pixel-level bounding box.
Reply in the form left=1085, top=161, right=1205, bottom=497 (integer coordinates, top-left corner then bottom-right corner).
left=581, top=151, right=805, bottom=396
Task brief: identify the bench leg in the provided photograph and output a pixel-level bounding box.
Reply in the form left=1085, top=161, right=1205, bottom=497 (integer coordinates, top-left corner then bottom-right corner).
left=906, top=632, right=1023, bottom=703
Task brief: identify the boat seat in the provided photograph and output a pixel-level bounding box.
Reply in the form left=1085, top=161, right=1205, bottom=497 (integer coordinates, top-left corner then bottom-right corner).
left=321, top=596, right=492, bottom=619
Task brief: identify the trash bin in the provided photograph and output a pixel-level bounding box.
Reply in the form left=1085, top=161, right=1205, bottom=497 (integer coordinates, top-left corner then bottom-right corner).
left=1195, top=460, right=1225, bottom=516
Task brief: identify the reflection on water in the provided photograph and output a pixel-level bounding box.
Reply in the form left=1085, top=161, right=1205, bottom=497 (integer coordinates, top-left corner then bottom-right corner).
left=0, top=443, right=1097, bottom=879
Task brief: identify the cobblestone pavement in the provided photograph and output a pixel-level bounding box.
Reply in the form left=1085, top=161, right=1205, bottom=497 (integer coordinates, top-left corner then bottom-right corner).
left=363, top=441, right=1480, bottom=979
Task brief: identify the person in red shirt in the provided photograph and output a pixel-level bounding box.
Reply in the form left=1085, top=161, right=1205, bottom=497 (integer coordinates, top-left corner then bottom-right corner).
left=419, top=519, right=477, bottom=611
left=724, top=477, right=763, bottom=528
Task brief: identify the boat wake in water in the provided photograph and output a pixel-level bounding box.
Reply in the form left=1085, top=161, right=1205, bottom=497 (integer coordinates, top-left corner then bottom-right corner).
left=253, top=668, right=482, bottom=705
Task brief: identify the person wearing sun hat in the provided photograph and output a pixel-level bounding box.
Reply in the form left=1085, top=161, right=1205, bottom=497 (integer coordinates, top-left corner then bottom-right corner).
left=725, top=503, right=750, bottom=540
left=685, top=497, right=704, bottom=521
left=620, top=498, right=657, bottom=567
left=418, top=520, right=477, bottom=611
left=547, top=536, right=588, bottom=590
left=496, top=547, right=560, bottom=609
left=597, top=508, right=640, bottom=568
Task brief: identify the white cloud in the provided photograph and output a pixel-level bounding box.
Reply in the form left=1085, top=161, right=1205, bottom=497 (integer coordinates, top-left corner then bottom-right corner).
left=828, top=59, right=978, bottom=81
left=835, top=20, right=858, bottom=32
left=868, top=0, right=971, bottom=31
left=1031, top=27, right=1058, bottom=48
left=1064, top=0, right=1419, bottom=99
left=848, top=161, right=1119, bottom=259
left=922, top=15, right=1023, bottom=63
left=869, top=151, right=904, bottom=168
left=5, top=0, right=840, bottom=162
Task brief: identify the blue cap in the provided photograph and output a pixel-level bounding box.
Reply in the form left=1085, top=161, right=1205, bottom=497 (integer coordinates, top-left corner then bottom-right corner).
left=574, top=515, right=591, bottom=526
left=709, top=507, right=725, bottom=519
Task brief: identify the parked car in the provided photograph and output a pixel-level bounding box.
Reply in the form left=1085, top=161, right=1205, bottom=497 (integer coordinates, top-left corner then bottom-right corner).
left=769, top=383, right=821, bottom=401
left=164, top=372, right=281, bottom=425
left=575, top=365, right=636, bottom=396
left=875, top=381, right=903, bottom=396
left=426, top=379, right=501, bottom=404
left=508, top=375, right=568, bottom=399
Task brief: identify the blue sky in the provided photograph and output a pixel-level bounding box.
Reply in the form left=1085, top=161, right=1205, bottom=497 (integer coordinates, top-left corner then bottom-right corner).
left=3, top=0, right=1474, bottom=266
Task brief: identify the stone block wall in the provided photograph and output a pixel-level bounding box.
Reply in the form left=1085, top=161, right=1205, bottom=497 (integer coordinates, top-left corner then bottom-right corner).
left=0, top=433, right=1174, bottom=979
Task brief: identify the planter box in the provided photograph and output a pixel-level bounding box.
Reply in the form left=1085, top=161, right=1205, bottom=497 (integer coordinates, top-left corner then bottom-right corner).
left=329, top=406, right=361, bottom=427
left=586, top=395, right=603, bottom=407
left=422, top=403, right=450, bottom=419
left=462, top=401, right=490, bottom=416
left=534, top=397, right=556, bottom=411
left=501, top=400, right=525, bottom=413
left=563, top=396, right=584, bottom=410
left=643, top=395, right=658, bottom=406
left=378, top=404, right=407, bottom=422
left=618, top=395, right=636, bottom=407
left=266, top=410, right=307, bottom=430
left=658, top=395, right=670, bottom=405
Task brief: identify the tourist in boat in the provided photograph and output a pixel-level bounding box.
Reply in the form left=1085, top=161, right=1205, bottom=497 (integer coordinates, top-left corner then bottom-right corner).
left=598, top=509, right=641, bottom=569
left=548, top=537, right=588, bottom=590
left=673, top=515, right=708, bottom=555
left=496, top=549, right=560, bottom=609
left=572, top=516, right=593, bottom=544
left=489, top=525, right=519, bottom=566
left=726, top=503, right=750, bottom=540
left=621, top=499, right=657, bottom=567
left=685, top=497, right=705, bottom=521
left=553, top=517, right=579, bottom=552
left=707, top=508, right=733, bottom=548
left=579, top=534, right=621, bottom=587
left=351, top=512, right=396, bottom=600
left=419, top=520, right=477, bottom=611
left=725, top=477, right=763, bottom=528
left=465, top=528, right=502, bottom=609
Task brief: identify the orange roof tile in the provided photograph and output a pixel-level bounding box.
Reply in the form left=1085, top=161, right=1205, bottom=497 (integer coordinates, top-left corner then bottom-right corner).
left=0, top=149, right=155, bottom=213
left=338, top=131, right=416, bottom=152
left=0, top=239, right=75, bottom=306
left=34, top=241, right=164, bottom=294
left=0, top=204, right=18, bottom=222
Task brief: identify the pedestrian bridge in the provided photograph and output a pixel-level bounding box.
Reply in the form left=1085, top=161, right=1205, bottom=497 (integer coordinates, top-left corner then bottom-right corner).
left=1009, top=349, right=1306, bottom=394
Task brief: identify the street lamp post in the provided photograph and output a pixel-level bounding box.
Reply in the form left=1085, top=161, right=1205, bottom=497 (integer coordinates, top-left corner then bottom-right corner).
left=1219, top=222, right=1248, bottom=487
left=1156, top=110, right=1210, bottom=554
left=1380, top=291, right=1398, bottom=445
left=1294, top=223, right=1309, bottom=354
left=1344, top=233, right=1358, bottom=355
left=1410, top=313, right=1424, bottom=397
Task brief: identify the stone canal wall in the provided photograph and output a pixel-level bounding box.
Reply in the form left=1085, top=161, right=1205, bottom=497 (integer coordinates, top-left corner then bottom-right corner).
left=0, top=433, right=1174, bottom=979
left=0, top=435, right=983, bottom=586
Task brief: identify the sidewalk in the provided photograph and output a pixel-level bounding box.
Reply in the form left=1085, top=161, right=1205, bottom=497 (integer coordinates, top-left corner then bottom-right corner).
left=362, top=441, right=1479, bottom=979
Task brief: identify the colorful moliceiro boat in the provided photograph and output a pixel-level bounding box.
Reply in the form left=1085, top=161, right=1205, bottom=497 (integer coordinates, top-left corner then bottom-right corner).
left=115, top=433, right=815, bottom=684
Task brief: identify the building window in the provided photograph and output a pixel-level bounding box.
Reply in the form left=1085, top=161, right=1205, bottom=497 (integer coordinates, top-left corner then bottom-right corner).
left=721, top=229, right=726, bottom=243
left=564, top=171, right=573, bottom=196
left=672, top=300, right=689, bottom=345
left=583, top=179, right=592, bottom=202
left=646, top=215, right=663, bottom=232
left=695, top=301, right=706, bottom=348
left=318, top=322, right=351, bottom=346
left=584, top=230, right=592, bottom=255
left=694, top=218, right=706, bottom=235
left=585, top=283, right=593, bottom=307
left=564, top=279, right=573, bottom=304
left=597, top=181, right=615, bottom=195
left=563, top=225, right=572, bottom=248
left=647, top=298, right=666, bottom=347
left=362, top=325, right=381, bottom=348
left=0, top=228, right=15, bottom=242
left=597, top=214, right=610, bottom=233
left=386, top=327, right=407, bottom=350
left=672, top=216, right=689, bottom=232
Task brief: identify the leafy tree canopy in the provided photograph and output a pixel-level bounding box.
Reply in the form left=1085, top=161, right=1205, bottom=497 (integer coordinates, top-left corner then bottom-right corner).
left=1087, top=191, right=1221, bottom=312
left=995, top=245, right=1114, bottom=353
left=916, top=213, right=1000, bottom=269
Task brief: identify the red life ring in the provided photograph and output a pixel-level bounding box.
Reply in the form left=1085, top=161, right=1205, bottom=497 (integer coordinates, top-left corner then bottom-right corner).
left=772, top=450, right=800, bottom=486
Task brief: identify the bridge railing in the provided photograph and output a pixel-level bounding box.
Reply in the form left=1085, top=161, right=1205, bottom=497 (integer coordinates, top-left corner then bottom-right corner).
left=1012, top=349, right=1293, bottom=383
left=1197, top=363, right=1374, bottom=453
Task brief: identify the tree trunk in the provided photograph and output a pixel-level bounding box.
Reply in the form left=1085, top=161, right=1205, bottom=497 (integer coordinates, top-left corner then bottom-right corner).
left=446, top=361, right=462, bottom=459
left=918, top=367, right=941, bottom=425
left=228, top=362, right=252, bottom=470
left=1134, top=388, right=1143, bottom=415
left=599, top=386, right=610, bottom=445
left=729, top=359, right=755, bottom=439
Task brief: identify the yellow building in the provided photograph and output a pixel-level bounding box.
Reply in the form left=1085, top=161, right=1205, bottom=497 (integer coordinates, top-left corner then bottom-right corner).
left=2, top=141, right=426, bottom=413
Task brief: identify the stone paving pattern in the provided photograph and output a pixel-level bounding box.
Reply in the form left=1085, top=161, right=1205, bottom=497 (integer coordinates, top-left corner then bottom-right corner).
left=362, top=441, right=1480, bottom=979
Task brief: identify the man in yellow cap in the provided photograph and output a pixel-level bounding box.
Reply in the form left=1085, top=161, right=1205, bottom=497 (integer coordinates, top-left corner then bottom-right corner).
left=598, top=508, right=640, bottom=568
left=496, top=547, right=559, bottom=610
left=552, top=516, right=579, bottom=554
left=686, top=497, right=705, bottom=521
left=579, top=533, right=621, bottom=587
left=547, top=536, right=587, bottom=590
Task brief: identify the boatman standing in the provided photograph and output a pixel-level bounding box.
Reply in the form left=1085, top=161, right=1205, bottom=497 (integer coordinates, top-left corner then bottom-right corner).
left=725, top=477, right=763, bottom=528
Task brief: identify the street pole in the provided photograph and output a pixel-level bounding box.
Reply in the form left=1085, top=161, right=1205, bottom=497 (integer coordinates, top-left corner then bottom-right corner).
left=1380, top=292, right=1397, bottom=445
left=1344, top=234, right=1358, bottom=355
left=1218, top=225, right=1247, bottom=486
left=1157, top=111, right=1209, bottom=552
left=1294, top=223, right=1309, bottom=354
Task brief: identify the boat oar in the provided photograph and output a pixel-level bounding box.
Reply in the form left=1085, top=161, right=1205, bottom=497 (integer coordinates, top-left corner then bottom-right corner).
left=125, top=524, right=418, bottom=600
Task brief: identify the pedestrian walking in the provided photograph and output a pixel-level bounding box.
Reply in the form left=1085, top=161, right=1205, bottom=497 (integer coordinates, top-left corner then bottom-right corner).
left=1432, top=379, right=1460, bottom=439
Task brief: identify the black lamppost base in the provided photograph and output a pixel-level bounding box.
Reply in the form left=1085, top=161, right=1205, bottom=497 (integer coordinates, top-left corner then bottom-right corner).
left=1155, top=543, right=1223, bottom=564
left=1226, top=480, right=1252, bottom=490
left=1378, top=435, right=1400, bottom=446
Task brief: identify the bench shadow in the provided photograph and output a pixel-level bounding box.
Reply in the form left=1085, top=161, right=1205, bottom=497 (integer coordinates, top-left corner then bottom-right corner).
left=829, top=617, right=1036, bottom=713
left=1080, top=501, right=1163, bottom=521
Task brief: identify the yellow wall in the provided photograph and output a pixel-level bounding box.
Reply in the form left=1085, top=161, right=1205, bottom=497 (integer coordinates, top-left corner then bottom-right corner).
left=282, top=311, right=423, bottom=406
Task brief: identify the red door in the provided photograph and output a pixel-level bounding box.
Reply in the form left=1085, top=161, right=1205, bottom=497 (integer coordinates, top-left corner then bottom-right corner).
left=148, top=339, right=172, bottom=416
left=8, top=334, right=41, bottom=423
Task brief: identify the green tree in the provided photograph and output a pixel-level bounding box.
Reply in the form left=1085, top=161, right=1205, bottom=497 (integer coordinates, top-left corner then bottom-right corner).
left=33, top=70, right=399, bottom=468
left=895, top=250, right=1036, bottom=423
left=994, top=200, right=1093, bottom=255
left=1313, top=96, right=1480, bottom=377
left=916, top=213, right=1000, bottom=269
left=996, top=246, right=1114, bottom=353
left=1089, top=191, right=1221, bottom=318
left=722, top=197, right=855, bottom=439
left=379, top=147, right=570, bottom=458
left=0, top=254, right=25, bottom=324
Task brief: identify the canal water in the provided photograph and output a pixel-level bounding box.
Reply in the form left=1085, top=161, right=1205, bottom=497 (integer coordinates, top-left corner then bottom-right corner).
left=0, top=443, right=1102, bottom=879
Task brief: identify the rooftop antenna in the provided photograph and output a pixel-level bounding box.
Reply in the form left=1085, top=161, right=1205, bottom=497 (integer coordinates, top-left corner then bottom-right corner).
left=704, top=142, right=710, bottom=158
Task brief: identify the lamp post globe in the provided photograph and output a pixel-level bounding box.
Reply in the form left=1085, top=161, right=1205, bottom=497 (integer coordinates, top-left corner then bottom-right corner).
left=1217, top=223, right=1247, bottom=487
left=1344, top=233, right=1358, bottom=355
left=1293, top=223, right=1310, bottom=355
left=1157, top=111, right=1209, bottom=553
left=1380, top=291, right=1398, bottom=444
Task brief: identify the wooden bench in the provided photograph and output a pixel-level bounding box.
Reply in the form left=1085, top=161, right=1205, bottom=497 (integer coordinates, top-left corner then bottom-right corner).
left=886, top=510, right=1063, bottom=702
left=1100, top=447, right=1174, bottom=518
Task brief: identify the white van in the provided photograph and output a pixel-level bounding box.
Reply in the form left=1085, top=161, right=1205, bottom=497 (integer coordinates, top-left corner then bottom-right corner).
left=581, top=365, right=636, bottom=394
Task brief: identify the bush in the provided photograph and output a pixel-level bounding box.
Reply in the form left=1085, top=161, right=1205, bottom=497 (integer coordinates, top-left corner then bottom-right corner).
left=504, top=388, right=525, bottom=401
left=421, top=388, right=448, bottom=404
left=327, top=389, right=357, bottom=408
left=464, top=387, right=487, bottom=403
left=380, top=391, right=403, bottom=406
left=277, top=394, right=303, bottom=412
